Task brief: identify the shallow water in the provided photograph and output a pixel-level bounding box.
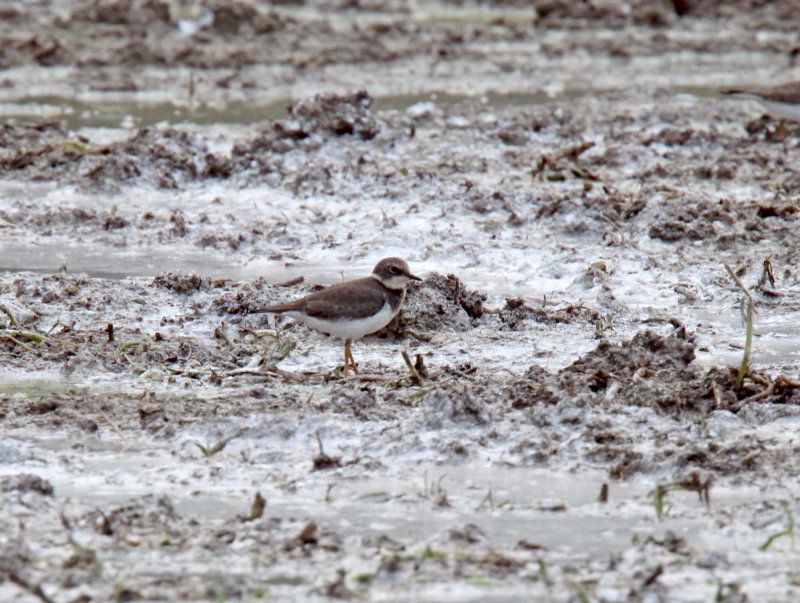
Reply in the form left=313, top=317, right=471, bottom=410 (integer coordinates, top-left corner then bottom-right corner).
left=0, top=91, right=558, bottom=130
left=0, top=427, right=724, bottom=555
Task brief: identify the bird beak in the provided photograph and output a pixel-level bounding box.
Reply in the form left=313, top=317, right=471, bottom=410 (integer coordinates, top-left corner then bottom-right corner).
left=408, top=272, right=422, bottom=281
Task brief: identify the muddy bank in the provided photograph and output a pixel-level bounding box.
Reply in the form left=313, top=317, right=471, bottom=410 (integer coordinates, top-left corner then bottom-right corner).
left=1, top=0, right=796, bottom=72
left=5, top=87, right=800, bottom=599
left=1, top=0, right=799, bottom=118
left=4, top=1, right=800, bottom=601
left=3, top=267, right=799, bottom=474
left=3, top=90, right=800, bottom=279
left=3, top=269, right=800, bottom=601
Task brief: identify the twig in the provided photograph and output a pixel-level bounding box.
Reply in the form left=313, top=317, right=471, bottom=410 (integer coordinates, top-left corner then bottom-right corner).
left=47, top=319, right=73, bottom=335
left=559, top=140, right=596, bottom=160
left=758, top=256, right=776, bottom=289
left=746, top=371, right=770, bottom=387
left=0, top=303, right=18, bottom=327
left=775, top=375, right=800, bottom=389
left=724, top=263, right=754, bottom=386
left=759, top=500, right=795, bottom=551
left=732, top=383, right=775, bottom=411
left=2, top=326, right=78, bottom=350
left=401, top=350, right=422, bottom=385
left=351, top=373, right=398, bottom=383
left=405, top=329, right=432, bottom=342
left=1, top=329, right=45, bottom=343
left=277, top=276, right=304, bottom=287
left=0, top=334, right=36, bottom=353
left=194, top=428, right=245, bottom=458
left=734, top=374, right=800, bottom=410
left=414, top=353, right=429, bottom=378
left=116, top=340, right=140, bottom=353
left=49, top=336, right=79, bottom=349
left=5, top=570, right=56, bottom=603
left=99, top=410, right=126, bottom=441
left=224, top=365, right=308, bottom=382
left=313, top=430, right=341, bottom=470
left=711, top=382, right=723, bottom=407
left=652, top=471, right=712, bottom=519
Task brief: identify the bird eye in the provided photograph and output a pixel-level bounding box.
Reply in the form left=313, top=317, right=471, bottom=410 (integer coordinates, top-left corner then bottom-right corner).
left=390, top=266, right=401, bottom=275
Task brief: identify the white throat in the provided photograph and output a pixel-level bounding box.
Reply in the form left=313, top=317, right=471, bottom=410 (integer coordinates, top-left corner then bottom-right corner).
left=372, top=273, right=407, bottom=291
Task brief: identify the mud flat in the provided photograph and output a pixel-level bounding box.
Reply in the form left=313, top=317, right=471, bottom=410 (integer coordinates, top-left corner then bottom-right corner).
left=3, top=1, right=800, bottom=601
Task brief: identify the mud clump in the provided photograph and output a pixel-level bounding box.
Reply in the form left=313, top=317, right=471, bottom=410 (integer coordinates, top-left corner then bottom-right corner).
left=88, top=495, right=179, bottom=539
left=211, top=279, right=273, bottom=316
left=507, top=330, right=703, bottom=414
left=153, top=272, right=207, bottom=294
left=327, top=387, right=387, bottom=421
left=422, top=386, right=487, bottom=428
left=674, top=438, right=782, bottom=476
left=510, top=329, right=800, bottom=417
left=288, top=90, right=379, bottom=141
left=0, top=124, right=230, bottom=189
left=533, top=0, right=673, bottom=25
left=0, top=122, right=68, bottom=172
left=499, top=297, right=545, bottom=330
left=648, top=201, right=734, bottom=242
left=506, top=366, right=560, bottom=409
left=745, top=116, right=800, bottom=142
left=232, top=90, right=379, bottom=165
left=557, top=329, right=705, bottom=412
left=562, top=329, right=696, bottom=382
left=378, top=272, right=487, bottom=338
left=642, top=127, right=699, bottom=146
left=532, top=0, right=797, bottom=29
left=83, top=128, right=226, bottom=189
left=649, top=219, right=714, bottom=242
left=498, top=298, right=601, bottom=331
left=24, top=399, right=60, bottom=415
left=421, top=272, right=486, bottom=321
left=648, top=196, right=796, bottom=244
left=69, top=0, right=171, bottom=26
left=0, top=473, right=54, bottom=496
left=648, top=198, right=732, bottom=242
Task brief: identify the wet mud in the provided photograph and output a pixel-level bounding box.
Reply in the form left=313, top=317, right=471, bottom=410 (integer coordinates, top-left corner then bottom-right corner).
left=3, top=1, right=800, bottom=602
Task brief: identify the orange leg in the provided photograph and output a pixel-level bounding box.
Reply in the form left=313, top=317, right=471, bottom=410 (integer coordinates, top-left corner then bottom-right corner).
left=344, top=338, right=358, bottom=376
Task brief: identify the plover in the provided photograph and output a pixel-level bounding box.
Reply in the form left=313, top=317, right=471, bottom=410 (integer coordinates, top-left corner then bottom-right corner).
left=723, top=80, right=800, bottom=122
left=262, top=257, right=421, bottom=376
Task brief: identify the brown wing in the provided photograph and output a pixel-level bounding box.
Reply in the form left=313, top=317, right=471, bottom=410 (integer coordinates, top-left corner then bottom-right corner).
left=264, top=278, right=388, bottom=320
left=756, top=81, right=800, bottom=103
left=725, top=81, right=800, bottom=103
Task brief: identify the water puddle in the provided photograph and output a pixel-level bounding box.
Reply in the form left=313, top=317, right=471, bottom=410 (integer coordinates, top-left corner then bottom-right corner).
left=4, top=424, right=784, bottom=566
left=0, top=243, right=237, bottom=280
left=0, top=96, right=291, bottom=130
left=0, top=367, right=81, bottom=395
left=3, top=428, right=708, bottom=555
left=1, top=90, right=579, bottom=130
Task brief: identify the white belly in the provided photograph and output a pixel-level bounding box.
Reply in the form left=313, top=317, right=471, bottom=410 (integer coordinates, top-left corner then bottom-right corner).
left=285, top=302, right=396, bottom=340
left=760, top=99, right=800, bottom=122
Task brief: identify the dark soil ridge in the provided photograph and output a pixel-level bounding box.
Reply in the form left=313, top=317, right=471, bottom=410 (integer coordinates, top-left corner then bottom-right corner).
left=2, top=89, right=799, bottom=250
left=510, top=328, right=800, bottom=416
left=2, top=324, right=797, bottom=483
left=3, top=269, right=798, bottom=484
left=0, top=0, right=797, bottom=71
left=4, top=270, right=797, bottom=420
